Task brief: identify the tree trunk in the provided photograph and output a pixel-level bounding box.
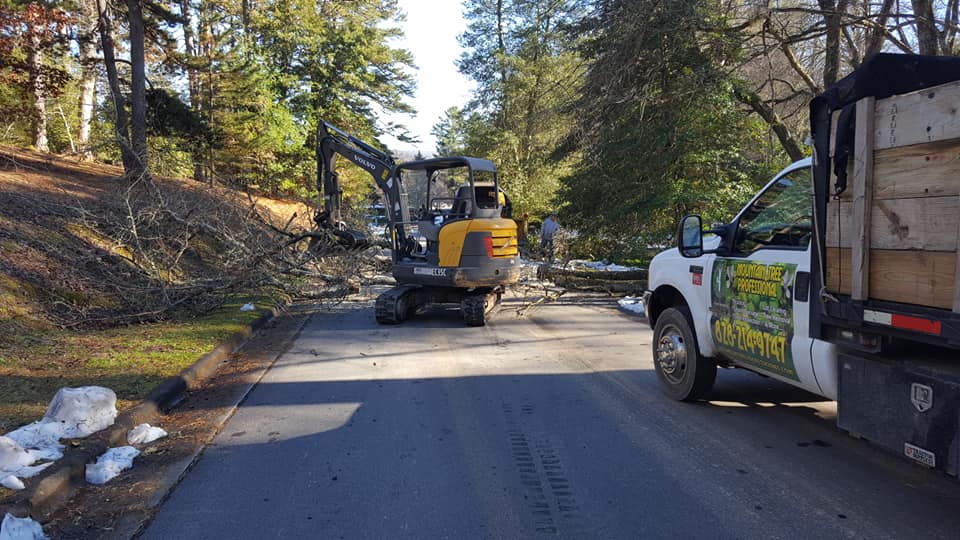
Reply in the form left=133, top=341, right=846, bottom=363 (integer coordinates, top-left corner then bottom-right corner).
left=27, top=26, right=48, bottom=152
left=496, top=0, right=509, bottom=123
left=818, top=0, right=848, bottom=88
left=944, top=0, right=960, bottom=54
left=912, top=0, right=939, bottom=55
left=180, top=0, right=199, bottom=109
left=127, top=0, right=148, bottom=178
left=96, top=0, right=136, bottom=174
left=179, top=0, right=204, bottom=181
left=734, top=86, right=806, bottom=162
left=864, top=0, right=895, bottom=58
left=201, top=1, right=215, bottom=186
left=78, top=0, right=98, bottom=160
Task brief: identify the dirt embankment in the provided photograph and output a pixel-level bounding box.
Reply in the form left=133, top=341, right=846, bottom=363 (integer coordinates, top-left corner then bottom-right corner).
left=0, top=146, right=312, bottom=330
left=0, top=146, right=312, bottom=432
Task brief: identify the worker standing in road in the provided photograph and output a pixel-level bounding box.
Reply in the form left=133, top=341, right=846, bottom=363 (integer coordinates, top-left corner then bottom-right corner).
left=540, top=211, right=560, bottom=259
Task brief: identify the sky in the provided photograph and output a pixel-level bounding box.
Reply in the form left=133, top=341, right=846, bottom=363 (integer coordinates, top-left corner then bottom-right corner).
left=380, top=0, right=475, bottom=157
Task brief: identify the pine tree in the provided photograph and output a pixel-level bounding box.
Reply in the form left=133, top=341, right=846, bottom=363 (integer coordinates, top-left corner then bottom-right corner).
left=458, top=0, right=588, bottom=216
left=559, top=0, right=782, bottom=253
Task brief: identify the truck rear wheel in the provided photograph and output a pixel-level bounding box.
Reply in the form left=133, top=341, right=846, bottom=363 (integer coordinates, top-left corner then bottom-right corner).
left=653, top=307, right=716, bottom=401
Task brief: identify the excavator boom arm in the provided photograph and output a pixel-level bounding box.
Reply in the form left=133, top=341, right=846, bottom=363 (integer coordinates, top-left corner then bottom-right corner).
left=316, top=121, right=410, bottom=254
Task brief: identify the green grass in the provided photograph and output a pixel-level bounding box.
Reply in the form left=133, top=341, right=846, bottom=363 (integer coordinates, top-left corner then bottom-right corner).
left=0, top=294, right=278, bottom=433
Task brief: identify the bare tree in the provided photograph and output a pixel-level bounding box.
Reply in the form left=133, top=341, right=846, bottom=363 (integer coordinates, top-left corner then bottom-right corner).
left=77, top=0, right=99, bottom=160
left=728, top=0, right=957, bottom=160
left=63, top=174, right=373, bottom=325
left=126, top=0, right=148, bottom=176
left=864, top=0, right=896, bottom=58
left=27, top=24, right=48, bottom=153
left=178, top=0, right=204, bottom=180
left=912, top=0, right=940, bottom=54
left=22, top=4, right=56, bottom=152
left=95, top=0, right=147, bottom=178
left=96, top=0, right=137, bottom=173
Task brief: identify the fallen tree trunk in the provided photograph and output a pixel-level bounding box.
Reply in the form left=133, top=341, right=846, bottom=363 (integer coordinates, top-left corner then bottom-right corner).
left=548, top=267, right=647, bottom=281
left=541, top=265, right=647, bottom=295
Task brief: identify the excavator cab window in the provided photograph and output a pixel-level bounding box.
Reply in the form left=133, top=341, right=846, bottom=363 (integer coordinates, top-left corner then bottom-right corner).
left=474, top=185, right=498, bottom=209
left=451, top=185, right=472, bottom=218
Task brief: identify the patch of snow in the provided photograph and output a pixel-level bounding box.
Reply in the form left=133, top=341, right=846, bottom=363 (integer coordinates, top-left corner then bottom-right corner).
left=40, top=387, right=117, bottom=439
left=565, top=259, right=642, bottom=272
left=6, top=464, right=51, bottom=483
left=0, top=513, right=48, bottom=540
left=2, top=387, right=117, bottom=489
left=0, top=437, right=33, bottom=474
left=127, top=424, right=167, bottom=445
left=365, top=274, right=396, bottom=286
left=618, top=296, right=646, bottom=316
left=240, top=302, right=256, bottom=312
left=0, top=475, right=24, bottom=491
left=85, top=446, right=140, bottom=485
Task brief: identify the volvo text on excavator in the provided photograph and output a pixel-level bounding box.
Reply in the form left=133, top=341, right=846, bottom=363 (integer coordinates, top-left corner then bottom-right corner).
left=315, top=121, right=520, bottom=326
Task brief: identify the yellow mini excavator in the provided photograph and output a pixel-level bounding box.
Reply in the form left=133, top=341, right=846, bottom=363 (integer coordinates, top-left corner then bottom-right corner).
left=315, top=121, right=520, bottom=326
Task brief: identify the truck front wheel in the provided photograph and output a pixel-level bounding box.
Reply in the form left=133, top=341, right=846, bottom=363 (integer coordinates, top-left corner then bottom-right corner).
left=653, top=307, right=716, bottom=401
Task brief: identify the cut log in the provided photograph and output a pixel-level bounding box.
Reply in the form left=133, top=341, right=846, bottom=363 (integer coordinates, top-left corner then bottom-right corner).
left=545, top=267, right=648, bottom=281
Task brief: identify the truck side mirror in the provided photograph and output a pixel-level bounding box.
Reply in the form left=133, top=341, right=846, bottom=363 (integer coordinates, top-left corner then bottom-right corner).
left=678, top=215, right=703, bottom=258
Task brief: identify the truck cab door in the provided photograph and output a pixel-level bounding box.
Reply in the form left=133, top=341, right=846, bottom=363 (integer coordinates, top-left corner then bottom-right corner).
left=709, top=164, right=823, bottom=395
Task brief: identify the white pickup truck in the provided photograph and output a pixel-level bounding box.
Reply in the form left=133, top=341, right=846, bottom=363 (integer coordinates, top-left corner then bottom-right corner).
left=643, top=53, right=960, bottom=475
left=643, top=157, right=840, bottom=401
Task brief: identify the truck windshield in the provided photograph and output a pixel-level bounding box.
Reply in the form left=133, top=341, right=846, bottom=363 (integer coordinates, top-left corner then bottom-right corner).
left=735, top=167, right=813, bottom=253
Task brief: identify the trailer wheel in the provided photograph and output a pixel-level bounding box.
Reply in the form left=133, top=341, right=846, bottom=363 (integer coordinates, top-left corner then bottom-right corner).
left=652, top=307, right=716, bottom=401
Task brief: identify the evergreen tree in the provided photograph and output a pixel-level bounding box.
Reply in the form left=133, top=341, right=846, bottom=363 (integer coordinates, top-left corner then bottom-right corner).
left=458, top=0, right=588, bottom=216
left=559, top=0, right=784, bottom=254
left=0, top=2, right=71, bottom=151
left=432, top=107, right=468, bottom=157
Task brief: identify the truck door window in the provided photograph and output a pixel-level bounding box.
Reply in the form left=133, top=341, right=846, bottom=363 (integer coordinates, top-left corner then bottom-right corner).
left=735, top=168, right=813, bottom=253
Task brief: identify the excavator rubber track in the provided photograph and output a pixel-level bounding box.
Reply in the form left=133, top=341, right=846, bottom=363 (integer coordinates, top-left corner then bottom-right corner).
left=461, top=290, right=501, bottom=327
left=375, top=285, right=420, bottom=324
left=375, top=285, right=502, bottom=326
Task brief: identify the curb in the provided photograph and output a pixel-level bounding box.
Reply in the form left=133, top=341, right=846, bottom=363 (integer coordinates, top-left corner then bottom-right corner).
left=1, top=304, right=283, bottom=522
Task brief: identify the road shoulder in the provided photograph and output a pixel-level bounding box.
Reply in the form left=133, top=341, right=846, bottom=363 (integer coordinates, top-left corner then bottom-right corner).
left=37, top=303, right=316, bottom=539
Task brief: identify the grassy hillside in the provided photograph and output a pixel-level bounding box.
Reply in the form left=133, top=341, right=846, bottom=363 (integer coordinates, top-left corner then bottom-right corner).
left=0, top=147, right=313, bottom=432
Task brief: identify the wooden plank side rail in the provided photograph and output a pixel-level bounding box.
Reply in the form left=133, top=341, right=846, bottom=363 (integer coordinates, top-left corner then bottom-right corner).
left=851, top=97, right=876, bottom=301
left=825, top=196, right=959, bottom=251
left=874, top=79, right=960, bottom=150
left=830, top=139, right=960, bottom=203
left=826, top=248, right=956, bottom=309
left=824, top=82, right=960, bottom=312
left=955, top=195, right=960, bottom=313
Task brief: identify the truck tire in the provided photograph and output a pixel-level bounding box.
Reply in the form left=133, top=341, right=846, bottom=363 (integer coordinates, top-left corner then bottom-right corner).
left=652, top=306, right=716, bottom=401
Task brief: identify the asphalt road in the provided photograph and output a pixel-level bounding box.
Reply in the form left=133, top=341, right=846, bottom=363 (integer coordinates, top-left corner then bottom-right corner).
left=142, top=293, right=960, bottom=539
